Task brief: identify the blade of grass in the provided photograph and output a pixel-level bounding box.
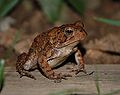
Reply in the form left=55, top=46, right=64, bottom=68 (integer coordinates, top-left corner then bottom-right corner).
left=0, top=0, right=4, bottom=7
left=0, top=59, right=5, bottom=92
left=37, top=0, right=63, bottom=23
left=11, top=31, right=20, bottom=47
left=0, top=0, right=19, bottom=17
left=94, top=66, right=101, bottom=95
left=67, top=0, right=86, bottom=15
left=94, top=17, right=120, bottom=27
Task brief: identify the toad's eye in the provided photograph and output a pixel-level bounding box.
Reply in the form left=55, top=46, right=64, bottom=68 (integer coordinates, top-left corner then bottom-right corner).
left=64, top=29, right=73, bottom=36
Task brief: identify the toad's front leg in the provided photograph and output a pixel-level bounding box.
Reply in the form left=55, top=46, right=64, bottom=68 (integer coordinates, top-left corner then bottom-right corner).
left=74, top=49, right=87, bottom=75
left=72, top=48, right=94, bottom=75
left=38, top=55, right=71, bottom=82
left=64, top=47, right=86, bottom=75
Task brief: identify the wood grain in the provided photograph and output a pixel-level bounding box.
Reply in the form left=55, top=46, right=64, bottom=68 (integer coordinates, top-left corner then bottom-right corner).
left=1, top=64, right=120, bottom=95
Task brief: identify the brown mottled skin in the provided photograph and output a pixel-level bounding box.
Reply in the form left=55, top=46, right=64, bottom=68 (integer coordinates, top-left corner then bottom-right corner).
left=16, top=21, right=87, bottom=82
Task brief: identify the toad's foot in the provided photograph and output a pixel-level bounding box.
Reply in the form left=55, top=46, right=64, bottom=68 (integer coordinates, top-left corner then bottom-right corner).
left=17, top=70, right=36, bottom=80
left=68, top=68, right=94, bottom=76
left=53, top=73, right=72, bottom=83
left=67, top=65, right=94, bottom=76
left=74, top=69, right=94, bottom=77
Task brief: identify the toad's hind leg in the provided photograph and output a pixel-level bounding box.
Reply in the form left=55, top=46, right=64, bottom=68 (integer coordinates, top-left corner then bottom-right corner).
left=16, top=53, right=36, bottom=80
left=18, top=69, right=36, bottom=80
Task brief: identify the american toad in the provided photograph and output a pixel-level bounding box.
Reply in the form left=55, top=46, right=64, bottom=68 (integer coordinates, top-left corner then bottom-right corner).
left=16, top=21, right=87, bottom=82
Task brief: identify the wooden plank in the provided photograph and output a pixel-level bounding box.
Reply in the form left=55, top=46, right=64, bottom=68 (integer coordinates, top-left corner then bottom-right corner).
left=1, top=64, right=120, bottom=95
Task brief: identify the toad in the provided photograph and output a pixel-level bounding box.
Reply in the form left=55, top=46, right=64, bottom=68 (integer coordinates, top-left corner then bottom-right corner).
left=16, top=21, right=88, bottom=82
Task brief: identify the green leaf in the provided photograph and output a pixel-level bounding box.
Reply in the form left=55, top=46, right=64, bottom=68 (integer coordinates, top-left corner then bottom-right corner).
left=0, top=0, right=4, bottom=7
left=0, top=0, right=19, bottom=17
left=94, top=17, right=120, bottom=27
left=67, top=0, right=86, bottom=15
left=94, top=66, right=101, bottom=95
left=37, top=0, right=63, bottom=23
left=0, top=59, right=5, bottom=92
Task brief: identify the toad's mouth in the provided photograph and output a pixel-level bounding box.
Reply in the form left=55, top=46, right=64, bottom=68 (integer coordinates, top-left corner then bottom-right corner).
left=56, top=35, right=85, bottom=48
left=56, top=40, right=80, bottom=49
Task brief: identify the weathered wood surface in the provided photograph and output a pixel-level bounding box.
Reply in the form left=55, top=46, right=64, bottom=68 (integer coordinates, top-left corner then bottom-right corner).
left=1, top=64, right=120, bottom=95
